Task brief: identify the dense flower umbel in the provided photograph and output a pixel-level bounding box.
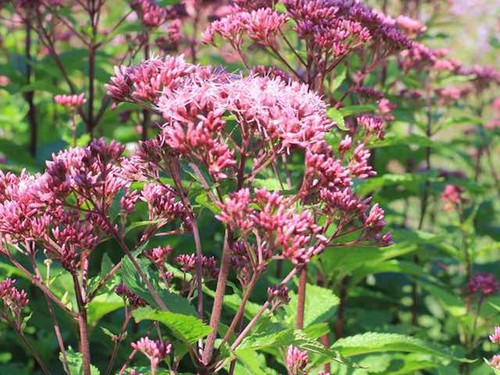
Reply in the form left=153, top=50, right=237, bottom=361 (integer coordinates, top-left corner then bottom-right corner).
left=115, top=283, right=147, bottom=308
left=489, top=355, right=500, bottom=371
left=441, top=184, right=465, bottom=211
left=0, top=278, right=29, bottom=318
left=176, top=254, right=219, bottom=279
left=268, top=284, right=290, bottom=308
left=107, top=58, right=391, bottom=266
left=217, top=188, right=325, bottom=264
left=203, top=0, right=411, bottom=90
left=490, top=327, right=500, bottom=344
left=131, top=0, right=177, bottom=28
left=54, top=93, right=86, bottom=108
left=286, top=345, right=308, bottom=375
left=132, top=337, right=172, bottom=369
left=0, top=138, right=184, bottom=275
left=466, top=273, right=499, bottom=297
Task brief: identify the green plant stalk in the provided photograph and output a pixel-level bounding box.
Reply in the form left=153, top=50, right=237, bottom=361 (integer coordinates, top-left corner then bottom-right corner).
left=72, top=274, right=91, bottom=375
left=24, top=19, right=38, bottom=157
left=2, top=313, right=51, bottom=375
left=296, top=265, right=307, bottom=329
left=202, top=229, right=233, bottom=368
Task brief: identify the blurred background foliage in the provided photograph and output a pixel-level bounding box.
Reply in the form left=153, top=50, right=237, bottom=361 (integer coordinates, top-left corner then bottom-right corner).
left=0, top=0, right=498, bottom=374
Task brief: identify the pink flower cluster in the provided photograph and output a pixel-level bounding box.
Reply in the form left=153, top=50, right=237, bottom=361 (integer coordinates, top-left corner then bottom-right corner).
left=357, top=114, right=386, bottom=140
left=205, top=0, right=411, bottom=72
left=144, top=246, right=172, bottom=267
left=106, top=55, right=211, bottom=105
left=489, top=355, right=500, bottom=371
left=466, top=273, right=498, bottom=297
left=0, top=278, right=29, bottom=316
left=132, top=337, right=172, bottom=368
left=176, top=254, right=218, bottom=280
left=267, top=284, right=290, bottom=307
left=217, top=188, right=325, bottom=264
left=441, top=184, right=465, bottom=211
left=0, top=138, right=189, bottom=274
left=107, top=57, right=391, bottom=266
left=54, top=93, right=86, bottom=108
left=203, top=8, right=287, bottom=48
left=141, top=183, right=188, bottom=224
left=396, top=15, right=427, bottom=35
left=286, top=345, right=308, bottom=375
left=490, top=327, right=500, bottom=344
left=115, top=283, right=147, bottom=308
left=465, top=65, right=500, bottom=91
left=131, top=0, right=176, bottom=28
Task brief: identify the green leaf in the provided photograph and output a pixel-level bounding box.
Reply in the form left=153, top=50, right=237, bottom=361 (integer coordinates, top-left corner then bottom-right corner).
left=203, top=288, right=262, bottom=320
left=195, top=192, right=221, bottom=214
left=318, top=243, right=416, bottom=281
left=419, top=283, right=466, bottom=317
left=232, top=350, right=278, bottom=375
left=133, top=307, right=212, bottom=345
left=124, top=219, right=164, bottom=235
left=351, top=260, right=432, bottom=286
left=236, top=323, right=294, bottom=352
left=118, top=250, right=197, bottom=316
left=339, top=104, right=378, bottom=117
left=19, top=80, right=59, bottom=94
left=0, top=139, right=36, bottom=168
left=488, top=302, right=500, bottom=312
left=373, top=134, right=436, bottom=149
left=332, top=332, right=469, bottom=361
left=61, top=347, right=100, bottom=375
left=284, top=283, right=339, bottom=327
left=327, top=108, right=347, bottom=131
left=87, top=293, right=124, bottom=327
left=235, top=324, right=349, bottom=367
left=331, top=65, right=347, bottom=92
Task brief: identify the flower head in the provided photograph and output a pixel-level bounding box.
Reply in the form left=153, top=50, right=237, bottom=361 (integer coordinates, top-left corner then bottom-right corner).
left=466, top=273, right=498, bottom=297
left=396, top=15, right=426, bottom=35
left=268, top=284, right=290, bottom=306
left=203, top=8, right=287, bottom=47
left=441, top=184, right=465, bottom=210
left=131, top=0, right=177, bottom=28
left=144, top=246, right=172, bottom=266
left=0, top=279, right=29, bottom=319
left=115, top=283, right=147, bottom=308
left=132, top=337, right=172, bottom=368
left=489, top=354, right=500, bottom=371
left=54, top=94, right=86, bottom=108
left=490, top=327, right=500, bottom=344
left=286, top=345, right=308, bottom=375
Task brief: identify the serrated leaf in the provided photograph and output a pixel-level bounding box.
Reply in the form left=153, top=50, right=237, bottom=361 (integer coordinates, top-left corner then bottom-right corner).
left=133, top=307, right=212, bottom=344
left=332, top=332, right=469, bottom=361
left=119, top=253, right=197, bottom=315
left=237, top=323, right=293, bottom=351
left=284, top=283, right=339, bottom=327
left=232, top=350, right=278, bottom=375
left=235, top=325, right=349, bottom=366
